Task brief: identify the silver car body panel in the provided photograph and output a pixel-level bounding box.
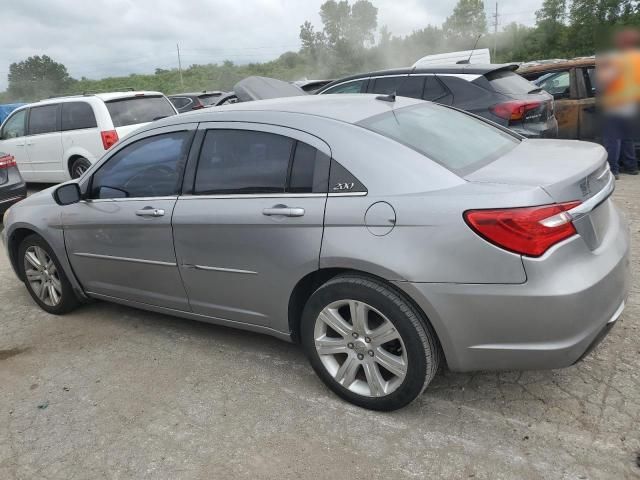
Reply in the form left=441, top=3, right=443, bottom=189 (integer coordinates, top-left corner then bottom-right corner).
left=2, top=95, right=631, bottom=372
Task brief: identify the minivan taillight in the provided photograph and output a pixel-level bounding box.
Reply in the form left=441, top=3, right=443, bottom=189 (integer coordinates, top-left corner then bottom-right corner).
left=101, top=130, right=119, bottom=150
left=490, top=100, right=542, bottom=122
left=464, top=201, right=581, bottom=257
left=0, top=154, right=16, bottom=169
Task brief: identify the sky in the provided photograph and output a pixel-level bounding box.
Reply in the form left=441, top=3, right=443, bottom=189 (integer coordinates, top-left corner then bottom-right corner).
left=0, top=0, right=543, bottom=91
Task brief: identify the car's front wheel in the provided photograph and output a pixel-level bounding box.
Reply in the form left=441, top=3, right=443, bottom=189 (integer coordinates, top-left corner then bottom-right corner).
left=18, top=235, right=79, bottom=314
left=301, top=274, right=441, bottom=411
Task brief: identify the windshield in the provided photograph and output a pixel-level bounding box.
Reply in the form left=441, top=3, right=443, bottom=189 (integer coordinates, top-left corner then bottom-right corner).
left=358, top=103, right=520, bottom=175
left=106, top=95, right=176, bottom=127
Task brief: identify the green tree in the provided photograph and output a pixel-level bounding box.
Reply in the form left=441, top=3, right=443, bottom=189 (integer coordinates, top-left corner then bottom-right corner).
left=443, top=0, right=488, bottom=48
left=8, top=55, right=75, bottom=101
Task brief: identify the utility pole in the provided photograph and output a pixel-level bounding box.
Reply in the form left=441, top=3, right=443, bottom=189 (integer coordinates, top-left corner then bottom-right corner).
left=176, top=43, right=184, bottom=90
left=492, top=2, right=499, bottom=61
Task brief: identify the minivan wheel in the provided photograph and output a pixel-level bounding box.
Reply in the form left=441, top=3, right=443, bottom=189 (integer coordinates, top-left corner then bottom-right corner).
left=18, top=235, right=79, bottom=314
left=70, top=157, right=91, bottom=179
left=301, top=274, right=440, bottom=411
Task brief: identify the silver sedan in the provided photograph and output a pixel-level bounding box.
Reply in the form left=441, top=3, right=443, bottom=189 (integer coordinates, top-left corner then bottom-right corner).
left=2, top=95, right=630, bottom=411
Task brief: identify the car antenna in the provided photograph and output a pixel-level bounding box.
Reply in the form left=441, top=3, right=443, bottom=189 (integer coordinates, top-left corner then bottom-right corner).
left=375, top=65, right=417, bottom=103
left=457, top=35, right=482, bottom=65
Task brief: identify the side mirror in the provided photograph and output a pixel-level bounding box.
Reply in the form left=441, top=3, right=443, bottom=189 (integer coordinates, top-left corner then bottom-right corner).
left=53, top=183, right=82, bottom=206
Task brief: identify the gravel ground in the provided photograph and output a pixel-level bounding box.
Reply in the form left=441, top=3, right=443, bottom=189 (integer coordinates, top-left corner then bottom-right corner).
left=0, top=178, right=639, bottom=480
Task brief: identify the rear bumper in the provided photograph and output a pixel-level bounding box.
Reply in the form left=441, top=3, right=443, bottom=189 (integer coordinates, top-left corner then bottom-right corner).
left=0, top=181, right=27, bottom=214
left=395, top=201, right=631, bottom=372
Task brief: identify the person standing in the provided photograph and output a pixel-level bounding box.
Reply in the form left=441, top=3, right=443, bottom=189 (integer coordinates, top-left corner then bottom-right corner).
left=598, top=29, right=640, bottom=179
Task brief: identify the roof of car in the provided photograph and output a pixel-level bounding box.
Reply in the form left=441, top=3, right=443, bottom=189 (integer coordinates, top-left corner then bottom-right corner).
left=33, top=91, right=166, bottom=105
left=156, top=94, right=426, bottom=126
left=319, top=63, right=519, bottom=90
left=169, top=91, right=225, bottom=97
left=518, top=57, right=595, bottom=75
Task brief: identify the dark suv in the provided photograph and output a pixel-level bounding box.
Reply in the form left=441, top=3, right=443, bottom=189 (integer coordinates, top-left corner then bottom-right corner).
left=317, top=64, right=558, bottom=138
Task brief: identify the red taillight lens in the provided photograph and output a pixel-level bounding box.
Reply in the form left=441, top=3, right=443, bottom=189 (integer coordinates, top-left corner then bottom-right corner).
left=100, top=130, right=119, bottom=150
left=464, top=201, right=581, bottom=257
left=491, top=100, right=542, bottom=121
left=0, top=154, right=16, bottom=169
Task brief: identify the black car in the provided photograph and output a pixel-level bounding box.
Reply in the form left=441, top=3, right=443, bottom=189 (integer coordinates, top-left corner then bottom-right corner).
left=317, top=64, right=558, bottom=138
left=0, top=152, right=26, bottom=215
left=168, top=91, right=230, bottom=113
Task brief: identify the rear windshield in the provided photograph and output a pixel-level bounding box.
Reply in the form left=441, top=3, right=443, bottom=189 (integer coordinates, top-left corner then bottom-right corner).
left=358, top=103, right=519, bottom=175
left=106, top=96, right=176, bottom=127
left=486, top=69, right=538, bottom=95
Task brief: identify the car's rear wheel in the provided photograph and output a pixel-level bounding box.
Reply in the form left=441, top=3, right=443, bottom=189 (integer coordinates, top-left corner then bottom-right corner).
left=18, top=235, right=79, bottom=314
left=301, top=274, right=440, bottom=411
left=70, top=157, right=91, bottom=179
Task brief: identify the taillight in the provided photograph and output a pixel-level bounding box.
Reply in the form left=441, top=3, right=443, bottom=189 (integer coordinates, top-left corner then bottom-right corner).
left=192, top=104, right=205, bottom=110
left=0, top=154, right=16, bottom=169
left=100, top=130, right=119, bottom=150
left=464, top=201, right=581, bottom=257
left=490, top=100, right=542, bottom=122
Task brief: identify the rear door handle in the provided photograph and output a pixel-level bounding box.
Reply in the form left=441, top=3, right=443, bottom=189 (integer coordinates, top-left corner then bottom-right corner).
left=262, top=206, right=305, bottom=217
left=135, top=207, right=165, bottom=217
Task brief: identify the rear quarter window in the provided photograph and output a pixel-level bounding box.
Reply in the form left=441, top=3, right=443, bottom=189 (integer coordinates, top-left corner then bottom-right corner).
left=61, top=102, right=97, bottom=131
left=106, top=96, right=176, bottom=127
left=358, top=103, right=520, bottom=176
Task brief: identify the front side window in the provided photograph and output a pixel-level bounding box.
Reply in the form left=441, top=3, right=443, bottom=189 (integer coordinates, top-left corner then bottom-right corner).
left=194, top=129, right=330, bottom=195
left=359, top=103, right=519, bottom=175
left=0, top=109, right=26, bottom=139
left=584, top=67, right=596, bottom=97
left=322, top=80, right=366, bottom=94
left=91, top=131, right=191, bottom=199
left=106, top=96, right=176, bottom=127
left=170, top=97, right=192, bottom=110
left=61, top=102, right=97, bottom=131
left=28, top=105, right=58, bottom=135
left=536, top=70, right=571, bottom=99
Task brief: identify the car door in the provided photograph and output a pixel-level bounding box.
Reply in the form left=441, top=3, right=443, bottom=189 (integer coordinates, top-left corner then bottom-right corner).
left=535, top=69, right=578, bottom=139
left=172, top=123, right=330, bottom=331
left=26, top=104, right=65, bottom=182
left=0, top=108, right=31, bottom=178
left=577, top=66, right=598, bottom=142
left=62, top=124, right=196, bottom=310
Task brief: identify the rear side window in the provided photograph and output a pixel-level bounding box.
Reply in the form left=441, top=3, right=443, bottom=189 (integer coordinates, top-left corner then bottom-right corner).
left=61, top=102, right=97, bottom=131
left=370, top=76, right=425, bottom=99
left=28, top=105, right=58, bottom=135
left=322, top=80, right=366, bottom=94
left=423, top=76, right=452, bottom=104
left=170, top=97, right=192, bottom=109
left=486, top=70, right=537, bottom=95
left=106, top=96, right=176, bottom=127
left=359, top=103, right=519, bottom=175
left=194, top=129, right=330, bottom=195
left=0, top=109, right=26, bottom=139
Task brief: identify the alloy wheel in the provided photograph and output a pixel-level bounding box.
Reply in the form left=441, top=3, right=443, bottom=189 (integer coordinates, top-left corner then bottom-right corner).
left=23, top=246, right=63, bottom=306
left=313, top=299, right=407, bottom=397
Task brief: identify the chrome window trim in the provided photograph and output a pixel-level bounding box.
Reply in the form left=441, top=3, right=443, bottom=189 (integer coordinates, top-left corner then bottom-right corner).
left=321, top=73, right=481, bottom=93
left=73, top=252, right=176, bottom=267
left=0, top=195, right=25, bottom=204
left=178, top=192, right=366, bottom=200
left=83, top=196, right=178, bottom=203
left=182, top=264, right=257, bottom=275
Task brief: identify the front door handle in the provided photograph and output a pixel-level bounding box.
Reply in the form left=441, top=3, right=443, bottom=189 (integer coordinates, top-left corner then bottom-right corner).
left=262, top=205, right=305, bottom=217
left=135, top=207, right=165, bottom=217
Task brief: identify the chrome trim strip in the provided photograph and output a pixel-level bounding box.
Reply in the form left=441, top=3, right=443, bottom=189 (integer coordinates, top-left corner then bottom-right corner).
left=83, top=196, right=178, bottom=203
left=178, top=193, right=326, bottom=200
left=73, top=252, right=177, bottom=267
left=183, top=264, right=257, bottom=275
left=569, top=171, right=615, bottom=219
left=321, top=73, right=480, bottom=92
left=0, top=195, right=25, bottom=204
left=328, top=192, right=368, bottom=197
left=608, top=300, right=625, bottom=324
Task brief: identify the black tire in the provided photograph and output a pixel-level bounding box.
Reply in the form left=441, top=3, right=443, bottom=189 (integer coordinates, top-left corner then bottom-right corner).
left=18, top=234, right=79, bottom=315
left=301, top=274, right=441, bottom=411
left=70, top=157, right=91, bottom=179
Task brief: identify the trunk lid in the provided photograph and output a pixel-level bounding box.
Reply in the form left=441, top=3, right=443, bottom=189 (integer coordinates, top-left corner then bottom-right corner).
left=466, top=139, right=613, bottom=250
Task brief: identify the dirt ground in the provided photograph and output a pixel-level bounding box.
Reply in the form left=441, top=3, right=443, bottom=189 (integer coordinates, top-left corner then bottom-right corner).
left=0, top=178, right=639, bottom=479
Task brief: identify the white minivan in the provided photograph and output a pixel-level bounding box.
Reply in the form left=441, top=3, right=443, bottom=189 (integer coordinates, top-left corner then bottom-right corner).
left=0, top=91, right=178, bottom=182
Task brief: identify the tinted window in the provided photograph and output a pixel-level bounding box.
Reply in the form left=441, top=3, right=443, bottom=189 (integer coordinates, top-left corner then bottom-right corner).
left=423, top=76, right=452, bottom=103
left=61, top=102, right=97, bottom=131
left=359, top=103, right=519, bottom=175
left=486, top=70, right=537, bottom=94
left=106, top=96, right=176, bottom=127
left=199, top=93, right=223, bottom=106
left=170, top=97, right=192, bottom=109
left=91, top=131, right=190, bottom=199
left=536, top=71, right=571, bottom=98
left=1, top=109, right=26, bottom=139
left=289, top=142, right=330, bottom=193
left=28, top=105, right=58, bottom=135
left=322, top=80, right=366, bottom=94
left=195, top=130, right=294, bottom=194
left=370, top=76, right=425, bottom=99
left=584, top=68, right=596, bottom=97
